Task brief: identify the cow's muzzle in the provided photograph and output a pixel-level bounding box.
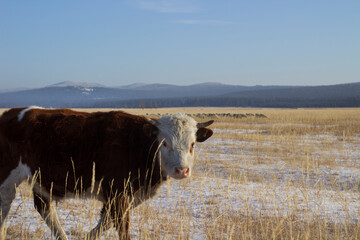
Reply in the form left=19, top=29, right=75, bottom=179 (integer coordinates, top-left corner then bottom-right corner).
left=172, top=167, right=190, bottom=179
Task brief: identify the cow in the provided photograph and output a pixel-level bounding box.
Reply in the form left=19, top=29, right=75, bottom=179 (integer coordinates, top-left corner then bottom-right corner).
left=0, top=106, right=214, bottom=240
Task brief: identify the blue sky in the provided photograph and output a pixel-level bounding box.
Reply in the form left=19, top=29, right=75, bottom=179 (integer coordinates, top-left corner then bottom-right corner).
left=1, top=0, right=359, bottom=89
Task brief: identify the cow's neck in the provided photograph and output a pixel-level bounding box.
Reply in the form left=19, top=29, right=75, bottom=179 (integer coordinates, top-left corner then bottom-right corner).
left=130, top=139, right=168, bottom=206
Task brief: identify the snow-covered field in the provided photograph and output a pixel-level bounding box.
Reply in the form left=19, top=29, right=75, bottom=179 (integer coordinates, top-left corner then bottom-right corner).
left=2, top=108, right=360, bottom=239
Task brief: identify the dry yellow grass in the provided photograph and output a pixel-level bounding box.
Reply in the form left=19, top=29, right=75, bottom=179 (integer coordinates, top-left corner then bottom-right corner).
left=1, top=107, right=359, bottom=239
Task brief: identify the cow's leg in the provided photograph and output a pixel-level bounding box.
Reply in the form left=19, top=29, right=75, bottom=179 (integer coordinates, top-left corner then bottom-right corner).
left=86, top=205, right=113, bottom=240
left=87, top=195, right=131, bottom=240
left=0, top=181, right=16, bottom=239
left=112, top=195, right=131, bottom=240
left=33, top=192, right=68, bottom=240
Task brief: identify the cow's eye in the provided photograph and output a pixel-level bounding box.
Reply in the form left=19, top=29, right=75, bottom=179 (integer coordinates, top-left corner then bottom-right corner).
left=163, top=141, right=168, bottom=148
left=190, top=142, right=195, bottom=154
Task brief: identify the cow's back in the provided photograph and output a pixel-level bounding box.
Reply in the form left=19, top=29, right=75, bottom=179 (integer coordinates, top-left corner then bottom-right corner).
left=0, top=108, right=88, bottom=145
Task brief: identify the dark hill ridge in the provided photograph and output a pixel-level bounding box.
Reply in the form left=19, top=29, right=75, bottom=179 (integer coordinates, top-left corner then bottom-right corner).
left=223, top=82, right=360, bottom=99
left=0, top=82, right=359, bottom=108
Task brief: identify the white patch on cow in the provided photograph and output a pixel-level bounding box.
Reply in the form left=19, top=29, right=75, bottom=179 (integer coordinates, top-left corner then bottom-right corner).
left=17, top=106, right=44, bottom=122
left=0, top=157, right=32, bottom=191
left=155, top=113, right=198, bottom=179
left=0, top=157, right=32, bottom=227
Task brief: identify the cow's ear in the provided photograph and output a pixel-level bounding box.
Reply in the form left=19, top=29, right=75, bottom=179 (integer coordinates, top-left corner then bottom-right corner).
left=143, top=122, right=158, bottom=137
left=196, top=128, right=213, bottom=142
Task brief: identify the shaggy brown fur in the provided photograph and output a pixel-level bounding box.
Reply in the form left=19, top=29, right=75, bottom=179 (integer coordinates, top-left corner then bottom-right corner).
left=0, top=108, right=166, bottom=240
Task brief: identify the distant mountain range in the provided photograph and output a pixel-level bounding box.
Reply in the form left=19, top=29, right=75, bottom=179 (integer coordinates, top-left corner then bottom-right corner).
left=0, top=81, right=359, bottom=108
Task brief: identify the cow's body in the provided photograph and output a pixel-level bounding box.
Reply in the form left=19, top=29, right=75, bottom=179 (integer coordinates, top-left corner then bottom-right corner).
left=0, top=107, right=213, bottom=240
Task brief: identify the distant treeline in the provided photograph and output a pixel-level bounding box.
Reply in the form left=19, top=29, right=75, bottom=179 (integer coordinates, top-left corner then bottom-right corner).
left=91, top=96, right=360, bottom=108
left=1, top=96, right=359, bottom=109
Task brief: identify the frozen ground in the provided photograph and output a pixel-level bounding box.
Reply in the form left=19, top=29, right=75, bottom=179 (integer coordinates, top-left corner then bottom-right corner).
left=4, top=123, right=360, bottom=239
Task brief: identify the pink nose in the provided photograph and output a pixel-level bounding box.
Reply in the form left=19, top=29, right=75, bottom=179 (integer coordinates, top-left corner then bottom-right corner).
left=174, top=167, right=190, bottom=179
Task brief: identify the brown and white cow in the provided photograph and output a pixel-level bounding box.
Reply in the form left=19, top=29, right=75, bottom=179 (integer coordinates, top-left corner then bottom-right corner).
left=0, top=106, right=213, bottom=240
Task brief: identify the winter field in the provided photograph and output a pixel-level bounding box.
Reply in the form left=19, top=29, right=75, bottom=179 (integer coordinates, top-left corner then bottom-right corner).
left=1, top=107, right=359, bottom=240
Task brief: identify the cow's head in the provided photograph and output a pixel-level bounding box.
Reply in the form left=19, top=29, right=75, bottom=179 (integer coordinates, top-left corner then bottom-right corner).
left=144, top=113, right=214, bottom=179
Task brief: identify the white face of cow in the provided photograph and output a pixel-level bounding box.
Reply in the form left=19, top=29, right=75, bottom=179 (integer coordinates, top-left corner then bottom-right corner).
left=152, top=113, right=213, bottom=179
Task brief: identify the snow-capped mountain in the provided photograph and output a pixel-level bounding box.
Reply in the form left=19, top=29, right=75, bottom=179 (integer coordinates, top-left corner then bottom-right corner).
left=0, top=81, right=359, bottom=108
left=47, top=81, right=106, bottom=88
